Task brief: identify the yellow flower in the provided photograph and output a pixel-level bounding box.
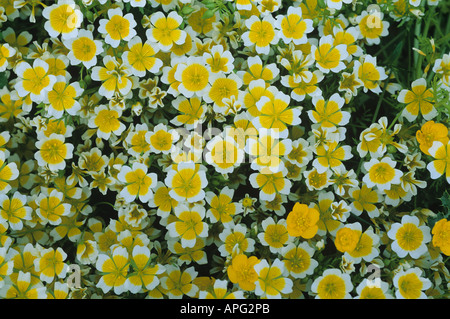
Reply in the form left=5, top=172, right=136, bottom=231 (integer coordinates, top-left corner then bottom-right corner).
left=286, top=203, right=320, bottom=238
left=146, top=11, right=186, bottom=52
left=98, top=7, right=137, bottom=48
left=416, top=121, right=449, bottom=155
left=227, top=253, right=260, bottom=291
left=334, top=225, right=361, bottom=253
left=432, top=218, right=450, bottom=256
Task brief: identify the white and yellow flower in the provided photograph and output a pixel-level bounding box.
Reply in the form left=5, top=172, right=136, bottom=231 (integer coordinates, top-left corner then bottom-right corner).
left=122, top=36, right=162, bottom=77
left=275, top=6, right=314, bottom=45
left=362, top=156, right=403, bottom=192
left=356, top=9, right=390, bottom=46
left=164, top=162, right=208, bottom=203
left=308, top=93, right=350, bottom=128
left=203, top=44, right=234, bottom=74
left=174, top=56, right=211, bottom=98
left=44, top=76, right=83, bottom=119
left=125, top=245, right=165, bottom=293
left=91, top=55, right=133, bottom=99
left=146, top=11, right=186, bottom=52
left=242, top=14, right=279, bottom=55
left=98, top=7, right=137, bottom=48
left=254, top=258, right=293, bottom=298
left=146, top=123, right=179, bottom=155
left=218, top=223, right=255, bottom=257
left=246, top=129, right=292, bottom=174
left=393, top=267, right=431, bottom=299
left=14, top=59, right=56, bottom=103
left=35, top=189, right=71, bottom=226
left=205, top=135, right=244, bottom=174
left=34, top=247, right=69, bottom=283
left=117, top=162, right=157, bottom=203
left=281, top=242, right=318, bottom=279
left=311, top=268, right=353, bottom=299
left=64, top=29, right=103, bottom=68
left=42, top=0, right=83, bottom=40
left=398, top=78, right=437, bottom=122
left=249, top=169, right=292, bottom=201
left=35, top=133, right=74, bottom=171
left=0, top=151, right=19, bottom=194
left=87, top=105, right=126, bottom=140
left=166, top=204, right=208, bottom=248
left=0, top=192, right=32, bottom=231
left=253, top=90, right=302, bottom=138
left=0, top=43, right=16, bottom=72
left=427, top=141, right=450, bottom=183
left=388, top=215, right=431, bottom=259
left=311, top=35, right=349, bottom=73
left=95, top=246, right=129, bottom=295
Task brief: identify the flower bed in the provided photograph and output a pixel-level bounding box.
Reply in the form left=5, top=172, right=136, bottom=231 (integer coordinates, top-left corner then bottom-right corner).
left=0, top=0, right=449, bottom=299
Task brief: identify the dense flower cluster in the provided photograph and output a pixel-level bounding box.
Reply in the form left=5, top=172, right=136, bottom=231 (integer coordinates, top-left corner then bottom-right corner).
left=0, top=0, right=449, bottom=299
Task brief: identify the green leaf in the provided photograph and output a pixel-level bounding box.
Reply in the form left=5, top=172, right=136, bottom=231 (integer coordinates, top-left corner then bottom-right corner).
left=0, top=72, right=7, bottom=89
